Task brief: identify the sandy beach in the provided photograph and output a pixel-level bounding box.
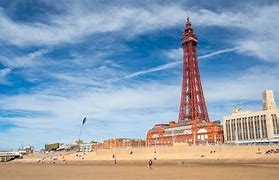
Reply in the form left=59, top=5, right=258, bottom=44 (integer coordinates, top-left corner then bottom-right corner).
left=1, top=163, right=279, bottom=180
left=2, top=145, right=279, bottom=179
left=12, top=145, right=279, bottom=163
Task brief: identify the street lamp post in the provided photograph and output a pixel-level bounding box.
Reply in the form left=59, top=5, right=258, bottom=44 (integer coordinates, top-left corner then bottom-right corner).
left=78, top=117, right=87, bottom=152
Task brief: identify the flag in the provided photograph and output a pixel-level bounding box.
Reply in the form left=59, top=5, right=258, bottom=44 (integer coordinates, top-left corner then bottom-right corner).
left=82, top=117, right=87, bottom=125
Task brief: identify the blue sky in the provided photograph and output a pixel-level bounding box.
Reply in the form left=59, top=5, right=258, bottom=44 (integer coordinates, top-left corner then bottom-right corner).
left=0, top=0, right=279, bottom=150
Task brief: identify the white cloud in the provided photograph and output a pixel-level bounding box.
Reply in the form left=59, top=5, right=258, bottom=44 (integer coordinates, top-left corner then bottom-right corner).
left=0, top=68, right=11, bottom=84
left=121, top=61, right=180, bottom=80
left=0, top=68, right=11, bottom=77
left=0, top=83, right=180, bottom=149
left=203, top=64, right=279, bottom=120
left=0, top=3, right=278, bottom=61
left=122, top=47, right=239, bottom=79
left=0, top=5, right=185, bottom=47
left=199, top=47, right=239, bottom=59
left=189, top=5, right=279, bottom=61
left=0, top=84, right=180, bottom=115
left=0, top=48, right=51, bottom=68
left=204, top=65, right=279, bottom=103
left=0, top=46, right=124, bottom=86
left=165, top=48, right=182, bottom=61
left=1, top=63, right=279, bottom=149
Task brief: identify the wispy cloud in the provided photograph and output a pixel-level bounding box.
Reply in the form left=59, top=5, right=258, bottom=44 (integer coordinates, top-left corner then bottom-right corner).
left=121, top=47, right=239, bottom=79
left=0, top=5, right=185, bottom=47
left=0, top=83, right=180, bottom=148
left=2, top=62, right=278, bottom=149
left=0, top=48, right=51, bottom=68
left=0, top=2, right=278, bottom=61
left=122, top=61, right=180, bottom=79
left=199, top=47, right=239, bottom=59
left=0, top=68, right=11, bottom=85
left=189, top=5, right=279, bottom=61
left=0, top=48, right=53, bottom=85
left=204, top=65, right=279, bottom=103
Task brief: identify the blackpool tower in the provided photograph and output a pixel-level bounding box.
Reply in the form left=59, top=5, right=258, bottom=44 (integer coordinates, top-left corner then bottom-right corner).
left=178, top=17, right=209, bottom=123
left=146, top=17, right=223, bottom=146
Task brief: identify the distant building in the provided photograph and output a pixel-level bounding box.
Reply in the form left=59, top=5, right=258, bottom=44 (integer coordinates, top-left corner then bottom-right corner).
left=79, top=143, right=93, bottom=152
left=18, top=145, right=34, bottom=155
left=45, top=143, right=61, bottom=152
left=92, top=138, right=146, bottom=149
left=72, top=140, right=94, bottom=152
left=223, top=90, right=279, bottom=144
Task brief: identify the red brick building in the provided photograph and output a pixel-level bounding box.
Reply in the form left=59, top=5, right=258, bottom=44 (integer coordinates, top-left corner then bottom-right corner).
left=92, top=138, right=145, bottom=149
left=147, top=121, right=223, bottom=146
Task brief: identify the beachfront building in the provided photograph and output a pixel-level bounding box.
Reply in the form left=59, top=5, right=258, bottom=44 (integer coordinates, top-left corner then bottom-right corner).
left=92, top=138, right=146, bottom=149
left=146, top=121, right=223, bottom=146
left=79, top=143, right=93, bottom=152
left=223, top=90, right=279, bottom=144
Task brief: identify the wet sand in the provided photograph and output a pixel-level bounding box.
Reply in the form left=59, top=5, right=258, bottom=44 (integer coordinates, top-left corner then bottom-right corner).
left=1, top=163, right=279, bottom=180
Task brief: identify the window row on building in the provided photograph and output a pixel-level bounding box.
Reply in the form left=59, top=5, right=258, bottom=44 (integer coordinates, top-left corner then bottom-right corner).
left=225, top=115, right=268, bottom=141
left=272, top=114, right=279, bottom=135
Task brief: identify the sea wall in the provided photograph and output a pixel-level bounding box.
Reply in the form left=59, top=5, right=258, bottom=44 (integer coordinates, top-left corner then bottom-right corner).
left=63, top=145, right=279, bottom=162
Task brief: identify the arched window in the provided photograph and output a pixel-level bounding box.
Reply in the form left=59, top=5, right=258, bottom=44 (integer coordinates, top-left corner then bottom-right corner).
left=197, top=128, right=207, bottom=134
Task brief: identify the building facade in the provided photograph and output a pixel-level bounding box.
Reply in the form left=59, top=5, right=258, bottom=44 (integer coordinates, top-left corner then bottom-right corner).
left=223, top=90, right=279, bottom=144
left=147, top=121, right=223, bottom=146
left=80, top=143, right=93, bottom=152
left=92, top=138, right=146, bottom=149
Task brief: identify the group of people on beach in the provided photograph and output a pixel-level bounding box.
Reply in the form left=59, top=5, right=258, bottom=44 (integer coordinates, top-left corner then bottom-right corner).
left=112, top=152, right=155, bottom=169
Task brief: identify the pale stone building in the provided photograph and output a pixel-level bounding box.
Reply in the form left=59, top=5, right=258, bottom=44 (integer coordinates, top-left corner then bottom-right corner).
left=223, top=90, right=279, bottom=144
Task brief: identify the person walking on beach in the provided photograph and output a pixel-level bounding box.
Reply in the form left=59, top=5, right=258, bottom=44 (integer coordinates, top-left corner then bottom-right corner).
left=148, top=159, right=153, bottom=169
left=112, top=154, right=117, bottom=165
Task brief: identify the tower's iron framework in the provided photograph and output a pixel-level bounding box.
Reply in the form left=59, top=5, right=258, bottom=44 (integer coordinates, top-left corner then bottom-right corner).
left=178, top=17, right=209, bottom=123
left=146, top=17, right=223, bottom=147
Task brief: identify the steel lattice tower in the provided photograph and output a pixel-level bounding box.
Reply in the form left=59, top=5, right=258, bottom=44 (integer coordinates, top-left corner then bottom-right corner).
left=178, top=17, right=209, bottom=123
